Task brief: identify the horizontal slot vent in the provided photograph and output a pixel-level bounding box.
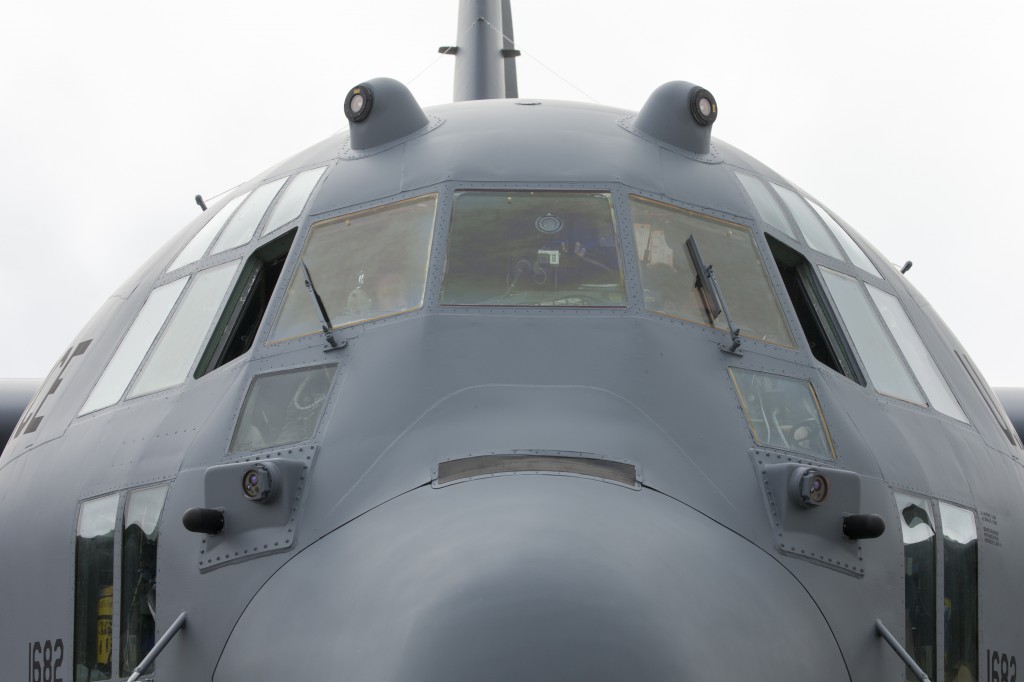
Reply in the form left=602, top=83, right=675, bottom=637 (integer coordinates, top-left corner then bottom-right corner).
left=436, top=455, right=637, bottom=487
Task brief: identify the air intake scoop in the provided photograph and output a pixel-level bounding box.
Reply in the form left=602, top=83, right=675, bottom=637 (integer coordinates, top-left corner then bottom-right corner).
left=634, top=81, right=718, bottom=155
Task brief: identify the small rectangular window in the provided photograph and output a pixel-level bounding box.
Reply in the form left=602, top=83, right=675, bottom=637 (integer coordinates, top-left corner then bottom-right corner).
left=895, top=493, right=937, bottom=681
left=230, top=364, right=337, bottom=452
left=939, top=502, right=978, bottom=682
left=120, top=485, right=168, bottom=677
left=74, top=494, right=119, bottom=681
left=729, top=368, right=836, bottom=459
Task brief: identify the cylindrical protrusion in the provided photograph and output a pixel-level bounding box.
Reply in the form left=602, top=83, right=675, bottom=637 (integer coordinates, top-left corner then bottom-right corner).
left=634, top=81, right=718, bottom=155
left=843, top=513, right=885, bottom=540
left=453, top=0, right=507, bottom=101
left=182, top=507, right=225, bottom=534
left=345, top=78, right=430, bottom=151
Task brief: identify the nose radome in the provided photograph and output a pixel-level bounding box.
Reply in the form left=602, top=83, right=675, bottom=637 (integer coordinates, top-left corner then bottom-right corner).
left=215, top=474, right=849, bottom=682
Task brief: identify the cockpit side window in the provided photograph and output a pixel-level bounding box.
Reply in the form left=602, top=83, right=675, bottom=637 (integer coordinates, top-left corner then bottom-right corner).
left=128, top=260, right=241, bottom=398
left=768, top=237, right=862, bottom=382
left=866, top=286, right=967, bottom=421
left=210, top=177, right=287, bottom=255
left=820, top=267, right=925, bottom=404
left=804, top=200, right=880, bottom=277
left=770, top=184, right=844, bottom=260
left=167, top=166, right=326, bottom=274
left=735, top=173, right=797, bottom=239
left=166, top=192, right=250, bottom=273
left=196, top=230, right=295, bottom=378
left=630, top=195, right=794, bottom=348
left=270, top=195, right=436, bottom=343
left=441, top=191, right=625, bottom=307
left=262, top=166, right=328, bottom=238
left=79, top=278, right=189, bottom=415
left=735, top=172, right=881, bottom=280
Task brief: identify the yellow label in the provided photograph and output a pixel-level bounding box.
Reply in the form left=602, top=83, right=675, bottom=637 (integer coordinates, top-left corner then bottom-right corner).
left=97, top=586, right=113, bottom=665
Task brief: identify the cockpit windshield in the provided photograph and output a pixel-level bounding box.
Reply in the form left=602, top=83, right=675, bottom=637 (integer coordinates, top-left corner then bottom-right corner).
left=630, top=196, right=794, bottom=348
left=440, top=191, right=626, bottom=307
left=270, top=195, right=436, bottom=342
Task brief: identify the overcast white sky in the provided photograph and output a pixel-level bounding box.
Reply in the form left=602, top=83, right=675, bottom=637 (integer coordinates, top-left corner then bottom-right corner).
left=1, top=0, right=1022, bottom=387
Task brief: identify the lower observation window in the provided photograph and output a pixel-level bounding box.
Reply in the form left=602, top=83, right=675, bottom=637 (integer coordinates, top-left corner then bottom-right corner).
left=729, top=368, right=836, bottom=459
left=230, top=365, right=337, bottom=452
left=440, top=191, right=626, bottom=307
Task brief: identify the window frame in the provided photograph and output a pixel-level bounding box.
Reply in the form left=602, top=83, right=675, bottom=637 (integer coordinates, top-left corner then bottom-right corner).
left=894, top=491, right=980, bottom=682
left=73, top=483, right=171, bottom=680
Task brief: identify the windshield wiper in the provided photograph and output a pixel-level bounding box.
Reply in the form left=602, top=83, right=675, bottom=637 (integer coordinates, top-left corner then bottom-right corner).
left=301, top=260, right=345, bottom=351
left=686, top=235, right=742, bottom=354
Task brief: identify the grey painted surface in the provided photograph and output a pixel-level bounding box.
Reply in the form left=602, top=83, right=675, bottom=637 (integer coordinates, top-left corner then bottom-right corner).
left=1, top=21, right=1021, bottom=682
left=215, top=475, right=849, bottom=681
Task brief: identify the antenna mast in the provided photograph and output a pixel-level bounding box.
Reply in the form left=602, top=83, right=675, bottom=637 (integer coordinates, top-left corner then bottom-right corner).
left=441, top=0, right=520, bottom=101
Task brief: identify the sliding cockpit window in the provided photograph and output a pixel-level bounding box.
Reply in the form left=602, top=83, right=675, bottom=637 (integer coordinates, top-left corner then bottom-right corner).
left=270, top=195, right=437, bottom=343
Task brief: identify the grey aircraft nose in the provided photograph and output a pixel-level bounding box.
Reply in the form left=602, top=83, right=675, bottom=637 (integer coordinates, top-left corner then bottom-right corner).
left=215, top=473, right=849, bottom=681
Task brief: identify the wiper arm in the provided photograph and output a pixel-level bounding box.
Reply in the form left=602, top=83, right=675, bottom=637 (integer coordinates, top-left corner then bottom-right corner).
left=686, top=235, right=742, bottom=354
left=301, top=260, right=345, bottom=352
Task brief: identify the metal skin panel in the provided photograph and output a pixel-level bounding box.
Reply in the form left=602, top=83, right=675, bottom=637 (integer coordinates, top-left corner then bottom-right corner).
left=199, top=455, right=310, bottom=571
left=213, top=475, right=851, bottom=682
left=2, top=30, right=1023, bottom=682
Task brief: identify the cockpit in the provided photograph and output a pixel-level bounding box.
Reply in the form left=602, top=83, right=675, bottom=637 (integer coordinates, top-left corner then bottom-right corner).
left=73, top=167, right=1009, bottom=466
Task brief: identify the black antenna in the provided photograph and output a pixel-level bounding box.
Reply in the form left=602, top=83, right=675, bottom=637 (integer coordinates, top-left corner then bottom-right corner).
left=195, top=194, right=208, bottom=211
